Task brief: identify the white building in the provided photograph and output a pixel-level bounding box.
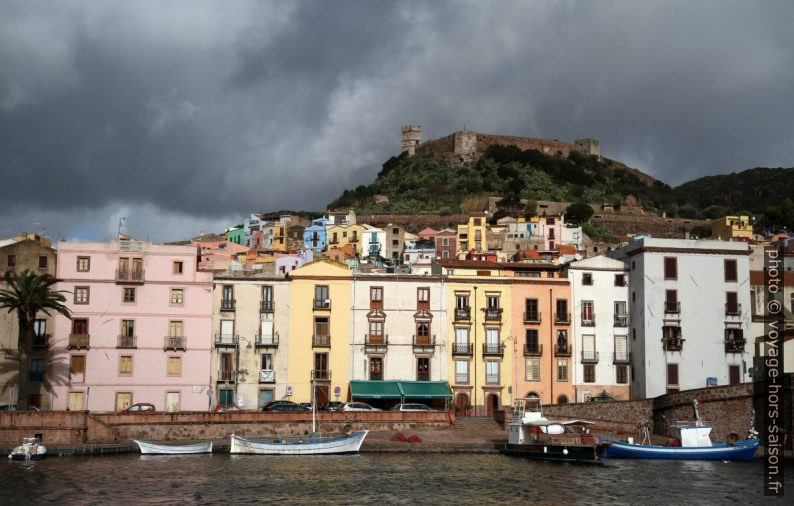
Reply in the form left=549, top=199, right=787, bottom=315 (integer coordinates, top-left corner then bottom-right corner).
left=567, top=256, right=631, bottom=401
left=350, top=275, right=449, bottom=406
left=561, top=224, right=584, bottom=251
left=360, top=225, right=386, bottom=260
left=609, top=238, right=752, bottom=398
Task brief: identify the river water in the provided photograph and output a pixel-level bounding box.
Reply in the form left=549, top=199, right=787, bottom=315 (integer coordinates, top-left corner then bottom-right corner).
left=0, top=453, right=787, bottom=504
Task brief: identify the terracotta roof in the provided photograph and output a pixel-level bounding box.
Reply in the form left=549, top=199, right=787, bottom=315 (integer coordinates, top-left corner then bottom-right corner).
left=749, top=270, right=794, bottom=286
left=556, top=244, right=577, bottom=255
left=436, top=259, right=559, bottom=271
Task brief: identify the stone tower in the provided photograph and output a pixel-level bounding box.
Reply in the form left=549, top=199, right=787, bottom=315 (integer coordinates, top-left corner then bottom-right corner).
left=401, top=125, right=422, bottom=155
left=574, top=138, right=601, bottom=158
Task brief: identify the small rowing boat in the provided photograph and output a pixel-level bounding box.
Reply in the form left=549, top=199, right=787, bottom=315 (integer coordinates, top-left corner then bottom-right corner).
left=230, top=431, right=368, bottom=455
left=132, top=439, right=213, bottom=455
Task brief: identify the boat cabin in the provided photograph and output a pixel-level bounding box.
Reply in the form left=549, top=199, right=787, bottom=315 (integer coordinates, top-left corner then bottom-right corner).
left=674, top=424, right=713, bottom=448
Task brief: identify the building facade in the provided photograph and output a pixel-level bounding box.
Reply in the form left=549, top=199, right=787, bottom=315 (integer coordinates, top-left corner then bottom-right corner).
left=51, top=238, right=213, bottom=412
left=435, top=228, right=457, bottom=259
left=456, top=213, right=487, bottom=254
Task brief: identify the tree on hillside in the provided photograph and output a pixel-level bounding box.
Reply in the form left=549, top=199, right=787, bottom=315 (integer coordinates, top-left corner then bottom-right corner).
left=565, top=202, right=595, bottom=224
left=0, top=270, right=71, bottom=409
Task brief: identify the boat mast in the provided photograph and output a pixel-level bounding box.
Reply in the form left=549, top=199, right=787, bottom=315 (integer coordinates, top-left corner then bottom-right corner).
left=691, top=399, right=701, bottom=426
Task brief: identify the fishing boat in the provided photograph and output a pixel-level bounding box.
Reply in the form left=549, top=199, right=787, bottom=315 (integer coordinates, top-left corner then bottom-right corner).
left=8, top=436, right=47, bottom=461
left=230, top=378, right=368, bottom=455
left=132, top=439, right=213, bottom=455
left=606, top=400, right=759, bottom=461
left=502, top=397, right=609, bottom=464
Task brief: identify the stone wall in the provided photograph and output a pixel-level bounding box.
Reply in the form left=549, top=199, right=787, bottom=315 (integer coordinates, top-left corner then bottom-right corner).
left=591, top=214, right=710, bottom=239
left=356, top=214, right=468, bottom=233
left=542, top=399, right=653, bottom=434
left=0, top=411, right=453, bottom=446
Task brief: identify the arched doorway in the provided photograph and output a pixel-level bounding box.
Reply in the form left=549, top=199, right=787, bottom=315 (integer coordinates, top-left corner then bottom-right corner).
left=557, top=394, right=568, bottom=404
left=455, top=393, right=469, bottom=417
left=485, top=393, right=499, bottom=415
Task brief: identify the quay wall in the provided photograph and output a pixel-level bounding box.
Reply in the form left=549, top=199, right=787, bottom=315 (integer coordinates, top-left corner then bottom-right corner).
left=542, top=399, right=653, bottom=434
left=0, top=411, right=453, bottom=446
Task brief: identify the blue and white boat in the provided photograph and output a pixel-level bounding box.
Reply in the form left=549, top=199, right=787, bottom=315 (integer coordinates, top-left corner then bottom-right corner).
left=606, top=400, right=759, bottom=461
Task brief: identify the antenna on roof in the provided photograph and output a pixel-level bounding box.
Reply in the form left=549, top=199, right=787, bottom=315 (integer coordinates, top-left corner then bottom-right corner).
left=118, top=217, right=127, bottom=238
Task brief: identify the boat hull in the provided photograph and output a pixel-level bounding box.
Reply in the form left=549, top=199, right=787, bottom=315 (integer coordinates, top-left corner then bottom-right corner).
left=133, top=440, right=213, bottom=455
left=606, top=438, right=759, bottom=461
left=502, top=442, right=609, bottom=464
left=230, top=431, right=368, bottom=455
left=8, top=445, right=46, bottom=461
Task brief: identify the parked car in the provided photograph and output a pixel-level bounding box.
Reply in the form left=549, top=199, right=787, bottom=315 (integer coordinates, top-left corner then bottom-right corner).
left=261, top=400, right=310, bottom=412
left=325, top=401, right=345, bottom=412
left=391, top=403, right=434, bottom=412
left=340, top=402, right=382, bottom=412
left=214, top=404, right=242, bottom=413
left=119, top=403, right=156, bottom=414
left=298, top=402, right=312, bottom=410
left=0, top=403, right=39, bottom=412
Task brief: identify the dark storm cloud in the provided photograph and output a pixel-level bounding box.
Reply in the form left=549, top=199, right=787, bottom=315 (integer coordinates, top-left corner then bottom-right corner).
left=1, top=0, right=793, bottom=241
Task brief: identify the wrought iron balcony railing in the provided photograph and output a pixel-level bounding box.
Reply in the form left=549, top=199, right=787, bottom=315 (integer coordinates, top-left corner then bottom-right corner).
left=117, top=335, right=137, bottom=349
left=554, top=312, right=571, bottom=324
left=313, top=334, right=331, bottom=347
left=524, top=343, right=543, bottom=356
left=555, top=343, right=572, bottom=356
left=454, top=307, right=471, bottom=321
left=523, top=311, right=541, bottom=324
left=164, top=335, right=187, bottom=351
left=452, top=343, right=473, bottom=356
left=613, top=351, right=630, bottom=364
left=482, top=343, right=503, bottom=357
left=581, top=351, right=599, bottom=363
left=68, top=334, right=90, bottom=349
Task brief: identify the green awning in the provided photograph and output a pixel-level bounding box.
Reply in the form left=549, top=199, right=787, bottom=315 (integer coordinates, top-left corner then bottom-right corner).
left=349, top=380, right=452, bottom=399
left=349, top=380, right=403, bottom=399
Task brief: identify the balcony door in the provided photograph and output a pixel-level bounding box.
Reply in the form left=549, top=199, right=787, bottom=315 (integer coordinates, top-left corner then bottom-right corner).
left=166, top=392, right=180, bottom=413
left=582, top=301, right=594, bottom=324
left=416, top=321, right=430, bottom=345
left=118, top=257, right=129, bottom=275
left=72, top=318, right=88, bottom=335
left=220, top=353, right=234, bottom=382
left=582, top=335, right=595, bottom=361
left=115, top=392, right=132, bottom=412
left=132, top=257, right=143, bottom=274
left=615, top=335, right=628, bottom=361
left=260, top=320, right=274, bottom=344
left=68, top=391, right=85, bottom=411
left=220, top=320, right=234, bottom=343
left=314, top=353, right=328, bottom=375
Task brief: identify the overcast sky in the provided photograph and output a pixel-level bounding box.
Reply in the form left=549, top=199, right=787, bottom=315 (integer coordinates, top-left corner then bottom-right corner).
left=1, top=1, right=792, bottom=242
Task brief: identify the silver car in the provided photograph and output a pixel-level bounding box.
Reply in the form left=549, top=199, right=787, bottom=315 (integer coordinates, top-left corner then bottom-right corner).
left=391, top=403, right=434, bottom=412
left=340, top=402, right=382, bottom=412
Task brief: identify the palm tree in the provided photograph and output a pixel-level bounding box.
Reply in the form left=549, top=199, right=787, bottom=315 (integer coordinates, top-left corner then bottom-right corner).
left=0, top=269, right=71, bottom=409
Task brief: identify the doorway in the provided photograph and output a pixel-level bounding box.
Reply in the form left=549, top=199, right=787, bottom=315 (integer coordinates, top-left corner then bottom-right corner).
left=455, top=393, right=469, bottom=417
left=166, top=392, right=180, bottom=413
left=68, top=391, right=85, bottom=411
left=485, top=393, right=499, bottom=415
left=115, top=392, right=132, bottom=412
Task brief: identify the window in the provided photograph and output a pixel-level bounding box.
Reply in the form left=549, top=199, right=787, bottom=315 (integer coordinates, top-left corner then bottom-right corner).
left=7, top=255, right=16, bottom=267
left=729, top=365, right=741, bottom=385
left=486, top=361, right=499, bottom=384
left=262, top=285, right=273, bottom=305
left=167, top=356, right=182, bottom=376
left=30, top=359, right=44, bottom=382
left=119, top=355, right=133, bottom=375
left=370, top=357, right=383, bottom=380
left=77, top=256, right=90, bottom=272
left=72, top=318, right=88, bottom=335
left=583, top=364, right=595, bottom=383
left=314, top=285, right=330, bottom=307
left=581, top=301, right=594, bottom=324
left=726, top=292, right=739, bottom=314
left=525, top=329, right=539, bottom=352
left=724, top=259, right=738, bottom=282
left=121, top=320, right=134, bottom=337
left=665, top=290, right=678, bottom=312
left=455, top=360, right=469, bottom=384
left=664, top=257, right=677, bottom=280
left=123, top=287, right=135, bottom=303
left=616, top=365, right=628, bottom=384
left=666, top=363, right=679, bottom=392
left=525, top=357, right=540, bottom=381
left=369, top=320, right=384, bottom=338
left=555, top=299, right=568, bottom=322
left=614, top=274, right=625, bottom=287
left=261, top=354, right=273, bottom=371
left=417, top=357, right=430, bottom=381
left=370, top=287, right=383, bottom=309
left=524, top=298, right=539, bottom=322
left=314, top=316, right=329, bottom=337
left=614, top=301, right=627, bottom=325
left=582, top=273, right=593, bottom=285
left=416, top=322, right=430, bottom=343
left=456, top=294, right=469, bottom=309
left=557, top=359, right=568, bottom=382
left=169, top=320, right=183, bottom=337
left=221, top=285, right=234, bottom=310
left=442, top=238, right=449, bottom=246
left=38, top=256, right=48, bottom=269
left=173, top=261, right=184, bottom=274
left=74, top=286, right=90, bottom=304
left=442, top=251, right=449, bottom=258
left=417, top=287, right=430, bottom=309
left=486, top=295, right=500, bottom=309
left=170, top=288, right=184, bottom=304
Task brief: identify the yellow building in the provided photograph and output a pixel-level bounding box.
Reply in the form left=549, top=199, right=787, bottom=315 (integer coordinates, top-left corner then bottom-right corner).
left=437, top=259, right=513, bottom=416
left=456, top=213, right=488, bottom=255
left=710, top=215, right=753, bottom=240
left=326, top=224, right=363, bottom=256
left=286, top=259, right=352, bottom=405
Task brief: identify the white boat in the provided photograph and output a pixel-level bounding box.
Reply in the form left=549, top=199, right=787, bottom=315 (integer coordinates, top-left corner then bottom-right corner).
left=9, top=437, right=47, bottom=461
left=230, top=377, right=369, bottom=455
left=230, top=431, right=368, bottom=455
left=132, top=439, right=213, bottom=455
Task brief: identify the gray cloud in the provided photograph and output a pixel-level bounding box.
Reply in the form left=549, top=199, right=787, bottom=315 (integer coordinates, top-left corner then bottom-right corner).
left=1, top=0, right=793, bottom=242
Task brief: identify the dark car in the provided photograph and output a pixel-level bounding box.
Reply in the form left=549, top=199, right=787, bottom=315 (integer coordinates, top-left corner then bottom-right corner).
left=214, top=403, right=242, bottom=413
left=261, top=400, right=310, bottom=412
left=326, top=401, right=345, bottom=412
left=298, top=402, right=312, bottom=410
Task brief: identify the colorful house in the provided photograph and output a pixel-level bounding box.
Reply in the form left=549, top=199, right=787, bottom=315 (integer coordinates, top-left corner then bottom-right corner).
left=225, top=225, right=245, bottom=245
left=456, top=213, right=487, bottom=255
left=435, top=228, right=457, bottom=259
left=303, top=217, right=328, bottom=252
left=326, top=224, right=363, bottom=256
left=361, top=224, right=386, bottom=260
left=710, top=215, right=753, bottom=240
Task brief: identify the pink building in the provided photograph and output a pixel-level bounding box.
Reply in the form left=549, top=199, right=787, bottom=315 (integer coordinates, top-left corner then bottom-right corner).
left=50, top=237, right=213, bottom=412
left=536, top=216, right=564, bottom=251
left=196, top=240, right=249, bottom=271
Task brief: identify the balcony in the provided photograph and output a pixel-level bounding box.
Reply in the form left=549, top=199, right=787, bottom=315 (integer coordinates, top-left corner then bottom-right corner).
left=313, top=334, right=331, bottom=348
left=581, top=351, right=599, bottom=363
left=217, top=369, right=236, bottom=383
left=117, top=335, right=137, bottom=349
left=482, top=343, right=503, bottom=357
left=725, top=338, right=746, bottom=353
left=350, top=236, right=359, bottom=243
left=524, top=343, right=543, bottom=356
left=259, top=370, right=275, bottom=383
left=664, top=301, right=681, bottom=315
left=255, top=333, right=279, bottom=348
left=365, top=334, right=389, bottom=353
left=554, top=312, right=571, bottom=324
left=725, top=303, right=742, bottom=317
left=452, top=343, right=473, bottom=356
left=455, top=373, right=469, bottom=385
left=32, top=334, right=50, bottom=348
left=523, top=311, right=541, bottom=324
left=454, top=307, right=471, bottom=321
left=484, top=308, right=503, bottom=322
left=581, top=315, right=596, bottom=327
left=164, top=336, right=187, bottom=351
left=68, top=333, right=90, bottom=349
left=115, top=269, right=145, bottom=284
left=311, top=369, right=331, bottom=381
left=220, top=299, right=236, bottom=312
left=555, top=343, right=572, bottom=357
left=485, top=373, right=500, bottom=385
left=214, top=334, right=238, bottom=348
left=662, top=336, right=684, bottom=352
left=412, top=335, right=436, bottom=354
left=260, top=300, right=274, bottom=313
left=313, top=299, right=331, bottom=310
left=614, top=315, right=629, bottom=327
left=613, top=351, right=631, bottom=364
